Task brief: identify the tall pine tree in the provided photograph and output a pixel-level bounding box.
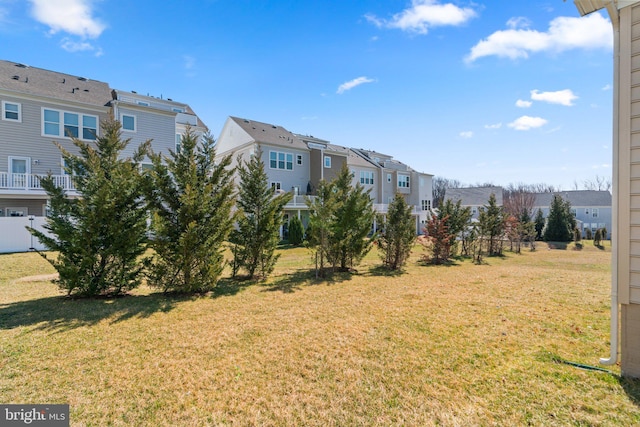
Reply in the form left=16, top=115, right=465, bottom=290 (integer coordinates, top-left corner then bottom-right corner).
left=330, top=164, right=375, bottom=271
left=28, top=119, right=149, bottom=297
left=143, top=128, right=235, bottom=293
left=477, top=193, right=506, bottom=256
left=231, top=147, right=292, bottom=279
left=377, top=193, right=416, bottom=270
left=543, top=194, right=574, bottom=242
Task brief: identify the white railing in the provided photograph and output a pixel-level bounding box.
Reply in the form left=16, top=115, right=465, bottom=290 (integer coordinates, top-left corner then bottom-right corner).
left=0, top=172, right=76, bottom=192
left=373, top=203, right=421, bottom=214
left=285, top=195, right=315, bottom=208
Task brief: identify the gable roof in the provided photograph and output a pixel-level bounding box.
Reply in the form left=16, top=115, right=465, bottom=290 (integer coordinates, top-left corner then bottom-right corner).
left=534, top=190, right=612, bottom=208
left=229, top=116, right=308, bottom=151
left=0, top=60, right=111, bottom=107
left=445, top=187, right=504, bottom=206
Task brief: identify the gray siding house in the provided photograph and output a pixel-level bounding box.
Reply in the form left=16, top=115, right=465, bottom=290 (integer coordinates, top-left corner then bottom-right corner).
left=534, top=191, right=612, bottom=239
left=0, top=60, right=207, bottom=218
left=215, top=116, right=434, bottom=235
left=443, top=187, right=504, bottom=220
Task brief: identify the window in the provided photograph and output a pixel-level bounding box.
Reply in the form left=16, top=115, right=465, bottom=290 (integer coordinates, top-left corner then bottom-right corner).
left=175, top=134, right=182, bottom=154
left=6, top=207, right=27, bottom=217
left=360, top=171, right=374, bottom=185
left=398, top=174, right=410, bottom=188
left=387, top=174, right=392, bottom=183
left=585, top=209, right=590, bottom=215
left=271, top=181, right=282, bottom=192
left=43, top=109, right=60, bottom=136
left=421, top=200, right=431, bottom=211
left=121, top=114, right=136, bottom=131
left=269, top=151, right=293, bottom=170
left=296, top=154, right=303, bottom=166
left=137, top=101, right=150, bottom=107
left=2, top=101, right=21, bottom=121
left=172, top=107, right=185, bottom=113
left=43, top=108, right=97, bottom=140
left=592, top=208, right=599, bottom=218
left=83, top=116, right=97, bottom=140
left=472, top=207, right=478, bottom=215
left=570, top=208, right=577, bottom=217
left=324, top=156, right=331, bottom=168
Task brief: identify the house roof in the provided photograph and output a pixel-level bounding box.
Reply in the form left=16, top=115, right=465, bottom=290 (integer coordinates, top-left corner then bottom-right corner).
left=445, top=187, right=504, bottom=206
left=534, top=190, right=612, bottom=208
left=229, top=116, right=308, bottom=151
left=0, top=60, right=112, bottom=107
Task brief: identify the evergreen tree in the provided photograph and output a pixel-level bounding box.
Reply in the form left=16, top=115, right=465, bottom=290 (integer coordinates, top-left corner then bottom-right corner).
left=143, top=128, right=234, bottom=293
left=424, top=214, right=456, bottom=264
left=330, top=164, right=375, bottom=270
left=306, top=180, right=337, bottom=278
left=377, top=193, right=416, bottom=270
left=477, top=193, right=506, bottom=256
left=28, top=119, right=149, bottom=297
left=543, top=195, right=574, bottom=242
left=534, top=208, right=545, bottom=241
left=437, top=198, right=472, bottom=257
left=288, top=216, right=305, bottom=246
left=231, top=148, right=292, bottom=279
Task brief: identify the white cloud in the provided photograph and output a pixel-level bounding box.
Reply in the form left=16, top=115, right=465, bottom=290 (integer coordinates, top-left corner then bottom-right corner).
left=516, top=99, right=532, bottom=108
left=29, top=0, right=105, bottom=38
left=337, top=76, right=375, bottom=94
left=506, top=17, right=531, bottom=30
left=459, top=131, right=473, bottom=139
left=60, top=37, right=102, bottom=56
left=365, top=0, right=477, bottom=35
left=508, top=116, right=548, bottom=131
left=484, top=123, right=502, bottom=130
left=602, top=84, right=612, bottom=91
left=531, top=89, right=578, bottom=106
left=465, top=12, right=612, bottom=63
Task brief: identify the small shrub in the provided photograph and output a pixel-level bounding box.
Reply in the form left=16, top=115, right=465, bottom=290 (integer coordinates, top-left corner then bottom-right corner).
left=288, top=216, right=305, bottom=246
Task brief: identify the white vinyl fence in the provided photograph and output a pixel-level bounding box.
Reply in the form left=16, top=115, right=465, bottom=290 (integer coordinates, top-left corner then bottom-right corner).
left=0, top=217, right=50, bottom=253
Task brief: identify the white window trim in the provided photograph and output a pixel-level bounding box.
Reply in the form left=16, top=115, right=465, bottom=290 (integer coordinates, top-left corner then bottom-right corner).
left=41, top=108, right=98, bottom=140
left=270, top=181, right=282, bottom=192
left=397, top=174, right=410, bottom=188
left=387, top=174, right=392, bottom=183
left=121, top=114, right=137, bottom=132
left=137, top=101, right=150, bottom=107
left=2, top=100, right=21, bottom=122
left=269, top=151, right=294, bottom=171
left=296, top=154, right=303, bottom=166
left=324, top=156, right=331, bottom=168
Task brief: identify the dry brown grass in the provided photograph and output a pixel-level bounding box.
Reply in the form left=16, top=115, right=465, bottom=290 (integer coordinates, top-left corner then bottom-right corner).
left=1, top=243, right=639, bottom=426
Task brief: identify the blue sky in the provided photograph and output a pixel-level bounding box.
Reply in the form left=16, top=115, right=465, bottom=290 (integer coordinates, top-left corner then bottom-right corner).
left=0, top=0, right=615, bottom=189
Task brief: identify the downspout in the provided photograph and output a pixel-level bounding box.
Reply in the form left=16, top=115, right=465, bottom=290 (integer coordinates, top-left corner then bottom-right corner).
left=601, top=0, right=620, bottom=366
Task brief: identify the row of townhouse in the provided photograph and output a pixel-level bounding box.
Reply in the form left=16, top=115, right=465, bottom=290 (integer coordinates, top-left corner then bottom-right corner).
left=0, top=59, right=208, bottom=219
left=444, top=187, right=612, bottom=238
left=0, top=60, right=433, bottom=251
left=215, top=116, right=433, bottom=236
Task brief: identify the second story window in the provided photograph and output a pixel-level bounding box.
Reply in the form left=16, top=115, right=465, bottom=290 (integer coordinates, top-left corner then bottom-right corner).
left=175, top=134, right=182, bottom=153
left=269, top=151, right=293, bottom=170
left=421, top=200, right=431, bottom=211
left=2, top=101, right=21, bottom=122
left=592, top=208, right=599, bottom=218
left=43, top=108, right=97, bottom=140
left=360, top=171, right=374, bottom=185
left=398, top=174, right=410, bottom=188
left=296, top=154, right=303, bottom=166
left=121, top=114, right=136, bottom=132
left=324, top=156, right=331, bottom=168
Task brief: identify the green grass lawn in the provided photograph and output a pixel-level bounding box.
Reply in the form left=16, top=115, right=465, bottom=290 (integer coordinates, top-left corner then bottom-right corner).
left=1, top=243, right=639, bottom=426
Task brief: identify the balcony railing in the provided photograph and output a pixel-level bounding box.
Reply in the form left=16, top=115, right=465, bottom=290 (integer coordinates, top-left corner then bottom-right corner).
left=282, top=196, right=422, bottom=215
left=0, top=172, right=76, bottom=192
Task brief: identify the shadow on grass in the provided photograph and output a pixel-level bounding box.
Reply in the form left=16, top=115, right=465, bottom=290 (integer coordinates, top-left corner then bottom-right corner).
left=212, top=277, right=254, bottom=298
left=262, top=268, right=352, bottom=293
left=621, top=376, right=640, bottom=407
left=0, top=292, right=186, bottom=332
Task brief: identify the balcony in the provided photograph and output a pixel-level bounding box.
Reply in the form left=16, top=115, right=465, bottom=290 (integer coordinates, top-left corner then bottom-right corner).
left=0, top=172, right=77, bottom=195
left=373, top=203, right=421, bottom=215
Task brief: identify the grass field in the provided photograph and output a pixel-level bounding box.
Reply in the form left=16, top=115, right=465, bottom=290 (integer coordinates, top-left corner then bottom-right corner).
left=1, top=243, right=639, bottom=426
